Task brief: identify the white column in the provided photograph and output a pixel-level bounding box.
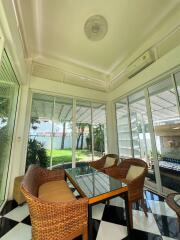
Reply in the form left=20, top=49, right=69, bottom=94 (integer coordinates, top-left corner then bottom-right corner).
left=7, top=84, right=31, bottom=199
left=72, top=98, right=76, bottom=168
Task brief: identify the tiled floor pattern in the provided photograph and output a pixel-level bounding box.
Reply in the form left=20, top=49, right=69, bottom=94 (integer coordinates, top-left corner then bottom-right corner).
left=0, top=190, right=179, bottom=240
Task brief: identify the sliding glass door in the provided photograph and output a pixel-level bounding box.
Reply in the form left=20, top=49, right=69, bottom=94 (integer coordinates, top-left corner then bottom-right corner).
left=0, top=51, right=19, bottom=204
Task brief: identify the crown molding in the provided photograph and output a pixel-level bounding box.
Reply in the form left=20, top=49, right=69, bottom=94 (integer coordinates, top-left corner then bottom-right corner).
left=32, top=60, right=107, bottom=92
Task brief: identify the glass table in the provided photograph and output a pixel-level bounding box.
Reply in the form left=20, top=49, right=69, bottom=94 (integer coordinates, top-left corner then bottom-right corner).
left=65, top=166, right=131, bottom=240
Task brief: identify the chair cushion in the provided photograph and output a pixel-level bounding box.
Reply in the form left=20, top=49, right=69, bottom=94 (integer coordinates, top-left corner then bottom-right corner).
left=174, top=194, right=180, bottom=207
left=38, top=180, right=75, bottom=202
left=104, top=157, right=116, bottom=168
left=126, top=165, right=145, bottom=181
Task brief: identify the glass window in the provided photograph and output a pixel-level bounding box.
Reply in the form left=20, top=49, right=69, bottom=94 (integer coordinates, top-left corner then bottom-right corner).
left=27, top=95, right=107, bottom=168
left=0, top=51, right=19, bottom=204
left=76, top=100, right=92, bottom=162
left=27, top=94, right=54, bottom=169
left=92, top=103, right=107, bottom=160
left=52, top=97, right=73, bottom=167
left=116, top=99, right=132, bottom=157
left=148, top=77, right=180, bottom=192
left=129, top=90, right=156, bottom=187
left=129, top=91, right=153, bottom=163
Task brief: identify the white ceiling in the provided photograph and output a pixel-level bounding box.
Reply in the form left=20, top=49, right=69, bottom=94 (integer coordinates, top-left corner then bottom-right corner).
left=15, top=0, right=180, bottom=91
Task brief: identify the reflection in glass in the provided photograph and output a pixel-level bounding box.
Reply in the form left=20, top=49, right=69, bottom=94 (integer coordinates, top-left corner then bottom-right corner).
left=116, top=99, right=132, bottom=157
left=149, top=77, right=180, bottom=192
left=128, top=91, right=156, bottom=186
left=0, top=51, right=19, bottom=204
left=65, top=166, right=126, bottom=198
left=129, top=91, right=153, bottom=163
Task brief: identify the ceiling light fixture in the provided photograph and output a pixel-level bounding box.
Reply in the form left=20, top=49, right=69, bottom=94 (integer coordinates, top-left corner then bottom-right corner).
left=84, top=15, right=108, bottom=41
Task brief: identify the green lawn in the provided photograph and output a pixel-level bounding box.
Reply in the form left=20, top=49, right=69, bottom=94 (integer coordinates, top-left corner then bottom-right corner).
left=46, top=149, right=91, bottom=165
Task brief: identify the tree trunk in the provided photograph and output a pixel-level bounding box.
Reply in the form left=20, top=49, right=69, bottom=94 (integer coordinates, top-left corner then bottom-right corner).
left=88, top=124, right=92, bottom=150
left=61, top=122, right=66, bottom=149
left=76, top=125, right=81, bottom=149
left=80, top=128, right=84, bottom=149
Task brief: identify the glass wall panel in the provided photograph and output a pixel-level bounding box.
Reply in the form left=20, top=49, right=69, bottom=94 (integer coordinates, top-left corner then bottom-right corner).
left=116, top=99, right=132, bottom=157
left=129, top=91, right=153, bottom=161
left=76, top=100, right=92, bottom=162
left=52, top=97, right=73, bottom=166
left=148, top=77, right=180, bottom=192
left=129, top=91, right=156, bottom=186
left=0, top=51, right=19, bottom=204
left=27, top=93, right=54, bottom=169
left=175, top=71, right=180, bottom=99
left=27, top=94, right=107, bottom=168
left=92, top=103, right=107, bottom=160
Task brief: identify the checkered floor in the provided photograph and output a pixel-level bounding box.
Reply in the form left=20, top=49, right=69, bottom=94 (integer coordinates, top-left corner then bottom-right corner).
left=0, top=190, right=179, bottom=240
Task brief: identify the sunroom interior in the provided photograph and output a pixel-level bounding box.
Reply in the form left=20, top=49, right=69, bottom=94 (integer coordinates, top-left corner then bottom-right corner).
left=0, top=0, right=180, bottom=239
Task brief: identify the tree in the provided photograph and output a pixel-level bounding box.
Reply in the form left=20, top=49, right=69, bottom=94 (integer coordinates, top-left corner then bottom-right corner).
left=26, top=117, right=49, bottom=169
left=86, top=124, right=92, bottom=151
left=93, top=124, right=105, bottom=153
left=76, top=123, right=88, bottom=150
left=31, top=117, right=40, bottom=130
left=26, top=139, right=49, bottom=170
left=61, top=122, right=66, bottom=149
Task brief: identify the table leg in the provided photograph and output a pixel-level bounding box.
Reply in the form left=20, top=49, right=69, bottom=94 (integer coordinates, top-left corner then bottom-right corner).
left=88, top=205, right=93, bottom=240
left=124, top=192, right=132, bottom=236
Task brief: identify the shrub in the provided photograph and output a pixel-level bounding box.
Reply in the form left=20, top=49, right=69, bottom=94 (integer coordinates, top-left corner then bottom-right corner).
left=26, top=139, right=49, bottom=170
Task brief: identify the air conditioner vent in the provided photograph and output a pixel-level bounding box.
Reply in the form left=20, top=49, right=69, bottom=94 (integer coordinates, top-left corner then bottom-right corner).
left=127, top=50, right=155, bottom=79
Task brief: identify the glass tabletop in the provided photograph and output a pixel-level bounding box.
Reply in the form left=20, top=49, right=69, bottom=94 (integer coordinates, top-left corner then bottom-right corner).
left=65, top=166, right=127, bottom=199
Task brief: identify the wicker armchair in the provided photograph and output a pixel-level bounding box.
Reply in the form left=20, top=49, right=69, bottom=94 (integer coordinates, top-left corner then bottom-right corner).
left=21, top=165, right=88, bottom=240
left=89, top=154, right=119, bottom=172
left=105, top=158, right=148, bottom=227
left=166, top=193, right=180, bottom=229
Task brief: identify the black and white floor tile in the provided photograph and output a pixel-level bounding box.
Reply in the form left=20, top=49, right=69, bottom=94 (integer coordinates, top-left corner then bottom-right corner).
left=0, top=190, right=179, bottom=240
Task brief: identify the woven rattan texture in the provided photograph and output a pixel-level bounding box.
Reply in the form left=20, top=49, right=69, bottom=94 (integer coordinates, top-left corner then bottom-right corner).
left=89, top=154, right=119, bottom=172
left=21, top=165, right=88, bottom=240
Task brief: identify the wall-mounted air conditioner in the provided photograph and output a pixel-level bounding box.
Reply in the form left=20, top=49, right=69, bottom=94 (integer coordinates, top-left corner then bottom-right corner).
left=127, top=50, right=155, bottom=79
